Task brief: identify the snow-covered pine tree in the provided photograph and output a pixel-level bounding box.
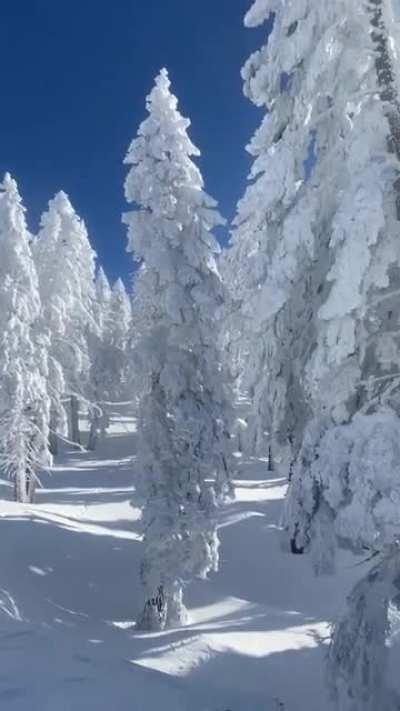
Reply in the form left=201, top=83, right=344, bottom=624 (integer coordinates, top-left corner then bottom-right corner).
left=241, top=0, right=400, bottom=705
left=228, top=0, right=400, bottom=704
left=34, top=191, right=97, bottom=447
left=231, top=0, right=400, bottom=510
left=226, top=0, right=320, bottom=465
left=33, top=197, right=66, bottom=455
left=0, top=173, right=51, bottom=502
left=124, top=68, right=233, bottom=630
left=279, top=0, right=400, bottom=556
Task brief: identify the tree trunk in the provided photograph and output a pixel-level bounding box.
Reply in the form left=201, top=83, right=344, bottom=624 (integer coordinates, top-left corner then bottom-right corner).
left=100, top=405, right=109, bottom=438
left=136, top=583, right=187, bottom=631
left=69, top=395, right=81, bottom=445
left=267, top=445, right=274, bottom=472
left=87, top=404, right=109, bottom=451
left=290, top=537, right=304, bottom=555
left=87, top=408, right=100, bottom=451
left=14, top=468, right=36, bottom=504
left=48, top=408, right=59, bottom=456
left=328, top=548, right=400, bottom=710
left=87, top=421, right=98, bottom=451
left=136, top=586, right=167, bottom=631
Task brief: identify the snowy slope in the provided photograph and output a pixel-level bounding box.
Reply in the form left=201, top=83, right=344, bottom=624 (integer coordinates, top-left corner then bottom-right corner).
left=0, top=407, right=364, bottom=710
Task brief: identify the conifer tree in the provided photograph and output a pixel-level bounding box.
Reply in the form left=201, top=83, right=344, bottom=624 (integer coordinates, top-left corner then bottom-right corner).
left=34, top=191, right=97, bottom=447
left=236, top=1, right=400, bottom=705
left=0, top=174, right=51, bottom=502
left=124, top=69, right=233, bottom=630
left=226, top=0, right=318, bottom=462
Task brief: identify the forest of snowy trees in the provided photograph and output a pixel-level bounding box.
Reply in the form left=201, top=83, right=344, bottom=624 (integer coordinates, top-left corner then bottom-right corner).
left=3, top=1, right=400, bottom=709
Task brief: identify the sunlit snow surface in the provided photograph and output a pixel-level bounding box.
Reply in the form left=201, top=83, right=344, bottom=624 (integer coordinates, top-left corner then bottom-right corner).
left=0, top=406, right=383, bottom=710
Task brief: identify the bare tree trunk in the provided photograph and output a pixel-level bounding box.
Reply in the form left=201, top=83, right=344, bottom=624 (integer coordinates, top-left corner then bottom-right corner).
left=69, top=395, right=81, bottom=445
left=267, top=445, right=274, bottom=472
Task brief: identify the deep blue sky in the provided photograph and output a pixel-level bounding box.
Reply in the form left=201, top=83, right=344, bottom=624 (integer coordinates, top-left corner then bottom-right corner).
left=0, top=1, right=265, bottom=285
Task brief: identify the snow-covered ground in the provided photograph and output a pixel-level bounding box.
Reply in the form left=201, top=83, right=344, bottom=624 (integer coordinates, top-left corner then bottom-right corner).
left=0, top=406, right=364, bottom=710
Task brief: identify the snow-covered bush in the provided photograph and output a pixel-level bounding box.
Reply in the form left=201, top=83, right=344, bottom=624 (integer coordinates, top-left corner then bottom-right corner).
left=124, top=68, right=234, bottom=630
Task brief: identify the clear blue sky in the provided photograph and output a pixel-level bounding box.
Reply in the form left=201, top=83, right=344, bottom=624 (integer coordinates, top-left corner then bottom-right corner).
left=0, top=0, right=266, bottom=285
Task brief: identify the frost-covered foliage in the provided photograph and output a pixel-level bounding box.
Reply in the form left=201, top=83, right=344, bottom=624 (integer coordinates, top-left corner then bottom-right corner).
left=124, top=69, right=234, bottom=630
left=233, top=0, right=400, bottom=534
left=227, top=0, right=400, bottom=463
left=286, top=409, right=400, bottom=705
left=225, top=0, right=317, bottom=458
left=230, top=0, right=400, bottom=706
left=0, top=174, right=51, bottom=501
left=328, top=548, right=400, bottom=711
left=278, top=0, right=400, bottom=546
left=34, top=191, right=97, bottom=445
left=287, top=412, right=400, bottom=569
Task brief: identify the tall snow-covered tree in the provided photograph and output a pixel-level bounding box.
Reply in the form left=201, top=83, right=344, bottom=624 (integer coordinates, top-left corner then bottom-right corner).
left=276, top=0, right=400, bottom=542
left=34, top=191, right=97, bottom=446
left=124, top=68, right=234, bottom=630
left=229, top=0, right=400, bottom=705
left=234, top=1, right=400, bottom=706
left=226, top=0, right=319, bottom=464
left=0, top=174, right=51, bottom=502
